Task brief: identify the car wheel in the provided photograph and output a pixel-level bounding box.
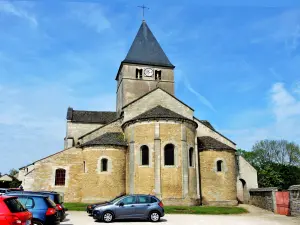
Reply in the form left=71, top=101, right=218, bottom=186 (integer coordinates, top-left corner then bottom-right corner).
left=149, top=211, right=160, bottom=222
left=103, top=212, right=114, bottom=223
left=32, top=221, right=43, bottom=225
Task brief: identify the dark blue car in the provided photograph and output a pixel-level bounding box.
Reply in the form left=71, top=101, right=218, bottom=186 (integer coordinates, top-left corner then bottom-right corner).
left=9, top=191, right=67, bottom=222
left=5, top=192, right=60, bottom=225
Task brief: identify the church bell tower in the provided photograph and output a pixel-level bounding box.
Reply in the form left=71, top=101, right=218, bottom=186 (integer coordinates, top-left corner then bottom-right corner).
left=116, top=20, right=175, bottom=116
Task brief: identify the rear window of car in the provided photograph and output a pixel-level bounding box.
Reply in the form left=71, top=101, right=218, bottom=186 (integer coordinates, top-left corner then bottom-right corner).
left=45, top=197, right=57, bottom=208
left=53, top=194, right=62, bottom=204
left=151, top=197, right=158, bottom=203
left=4, top=198, right=27, bottom=213
left=0, top=190, right=6, bottom=193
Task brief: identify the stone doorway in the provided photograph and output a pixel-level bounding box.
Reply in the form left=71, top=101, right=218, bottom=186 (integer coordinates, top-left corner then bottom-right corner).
left=237, top=179, right=249, bottom=203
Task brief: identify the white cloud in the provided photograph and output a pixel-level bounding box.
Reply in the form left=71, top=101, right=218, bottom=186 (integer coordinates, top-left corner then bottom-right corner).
left=70, top=3, right=111, bottom=33
left=0, top=2, right=38, bottom=27
left=222, top=82, right=300, bottom=150
left=293, top=81, right=300, bottom=95
left=251, top=9, right=300, bottom=53
left=271, top=82, right=300, bottom=121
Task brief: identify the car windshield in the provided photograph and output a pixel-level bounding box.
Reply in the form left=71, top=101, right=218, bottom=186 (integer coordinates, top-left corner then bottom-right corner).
left=0, top=189, right=6, bottom=193
left=4, top=198, right=27, bottom=213
left=110, top=196, right=125, bottom=204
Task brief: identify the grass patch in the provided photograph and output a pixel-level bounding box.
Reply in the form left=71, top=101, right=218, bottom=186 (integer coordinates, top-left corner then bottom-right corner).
left=164, top=206, right=248, bottom=214
left=64, top=202, right=87, bottom=211
left=65, top=202, right=248, bottom=214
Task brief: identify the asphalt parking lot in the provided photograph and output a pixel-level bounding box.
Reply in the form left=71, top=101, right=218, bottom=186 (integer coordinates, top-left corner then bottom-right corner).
left=61, top=205, right=299, bottom=225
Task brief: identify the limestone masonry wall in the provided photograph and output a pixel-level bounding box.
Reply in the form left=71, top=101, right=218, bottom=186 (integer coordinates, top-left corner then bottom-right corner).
left=124, top=120, right=198, bottom=206
left=81, top=146, right=126, bottom=203
left=31, top=145, right=126, bottom=203
left=80, top=119, right=122, bottom=144
left=160, top=123, right=182, bottom=199
left=249, top=188, right=277, bottom=212
left=66, top=121, right=102, bottom=145
left=199, top=150, right=237, bottom=206
left=32, top=147, right=83, bottom=202
left=289, top=185, right=300, bottom=217
left=133, top=123, right=155, bottom=195
left=123, top=89, right=194, bottom=123
left=117, top=64, right=174, bottom=112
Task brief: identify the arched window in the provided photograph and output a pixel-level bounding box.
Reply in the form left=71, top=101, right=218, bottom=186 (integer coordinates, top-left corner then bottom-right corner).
left=55, top=169, right=66, bottom=186
left=189, top=148, right=194, bottom=167
left=140, top=145, right=149, bottom=166
left=217, top=160, right=223, bottom=172
left=101, top=158, right=108, bottom=172
left=164, top=144, right=175, bottom=166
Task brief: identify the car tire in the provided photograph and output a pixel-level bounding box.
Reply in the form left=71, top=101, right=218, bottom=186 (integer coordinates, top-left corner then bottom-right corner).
left=103, top=211, right=114, bottom=223
left=32, top=221, right=43, bottom=225
left=149, top=211, right=160, bottom=222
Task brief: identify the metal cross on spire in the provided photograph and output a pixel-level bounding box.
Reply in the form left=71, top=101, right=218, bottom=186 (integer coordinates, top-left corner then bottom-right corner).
left=138, top=4, right=149, bottom=20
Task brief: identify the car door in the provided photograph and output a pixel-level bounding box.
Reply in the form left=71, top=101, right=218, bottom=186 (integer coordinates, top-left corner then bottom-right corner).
left=134, top=196, right=151, bottom=218
left=114, top=196, right=136, bottom=219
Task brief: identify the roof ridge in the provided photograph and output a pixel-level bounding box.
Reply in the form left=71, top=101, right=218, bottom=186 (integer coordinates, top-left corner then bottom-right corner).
left=122, top=87, right=194, bottom=111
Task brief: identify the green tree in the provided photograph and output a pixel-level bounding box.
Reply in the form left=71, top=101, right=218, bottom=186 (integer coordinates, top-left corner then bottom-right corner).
left=9, top=169, right=18, bottom=177
left=8, top=168, right=21, bottom=188
left=252, top=140, right=300, bottom=166
left=238, top=140, right=300, bottom=189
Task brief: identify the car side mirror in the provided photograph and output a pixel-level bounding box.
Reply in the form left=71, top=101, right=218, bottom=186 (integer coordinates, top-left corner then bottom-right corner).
left=119, top=202, right=124, bottom=207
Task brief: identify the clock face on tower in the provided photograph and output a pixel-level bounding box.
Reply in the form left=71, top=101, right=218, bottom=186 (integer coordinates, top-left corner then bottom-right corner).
left=144, top=68, right=154, bottom=77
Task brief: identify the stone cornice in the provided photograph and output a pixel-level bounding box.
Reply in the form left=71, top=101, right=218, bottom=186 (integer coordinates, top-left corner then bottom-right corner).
left=122, top=117, right=198, bottom=130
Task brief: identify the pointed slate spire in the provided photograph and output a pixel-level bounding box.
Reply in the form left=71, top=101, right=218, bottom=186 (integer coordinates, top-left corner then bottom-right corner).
left=122, top=20, right=174, bottom=68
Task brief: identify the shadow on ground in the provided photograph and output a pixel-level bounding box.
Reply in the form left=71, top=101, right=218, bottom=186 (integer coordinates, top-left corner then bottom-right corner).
left=94, top=218, right=167, bottom=223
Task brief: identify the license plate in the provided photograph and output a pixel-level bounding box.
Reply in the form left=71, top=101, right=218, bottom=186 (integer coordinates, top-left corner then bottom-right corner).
left=26, top=220, right=31, bottom=225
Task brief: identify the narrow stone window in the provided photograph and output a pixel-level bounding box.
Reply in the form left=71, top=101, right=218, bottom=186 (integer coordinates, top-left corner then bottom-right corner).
left=55, top=169, right=66, bottom=186
left=136, top=68, right=142, bottom=79
left=140, top=145, right=149, bottom=166
left=155, top=70, right=161, bottom=80
left=83, top=161, right=86, bottom=173
left=217, top=160, right=223, bottom=172
left=101, top=158, right=108, bottom=172
left=164, top=144, right=175, bottom=166
left=189, top=147, right=194, bottom=167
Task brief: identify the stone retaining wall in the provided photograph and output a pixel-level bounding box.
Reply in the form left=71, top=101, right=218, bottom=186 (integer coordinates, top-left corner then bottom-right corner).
left=289, top=185, right=300, bottom=217
left=249, top=187, right=278, bottom=212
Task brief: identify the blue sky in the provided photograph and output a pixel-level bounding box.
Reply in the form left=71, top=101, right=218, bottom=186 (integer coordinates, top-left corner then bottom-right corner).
left=1, top=0, right=300, bottom=173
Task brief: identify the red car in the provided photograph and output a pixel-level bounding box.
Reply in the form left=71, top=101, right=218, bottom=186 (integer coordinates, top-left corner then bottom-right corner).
left=0, top=195, right=32, bottom=225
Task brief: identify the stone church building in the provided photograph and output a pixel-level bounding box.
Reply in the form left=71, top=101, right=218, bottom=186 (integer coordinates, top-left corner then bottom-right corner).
left=18, top=21, right=258, bottom=205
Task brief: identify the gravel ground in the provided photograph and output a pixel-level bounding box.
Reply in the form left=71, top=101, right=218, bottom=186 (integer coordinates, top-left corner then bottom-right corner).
left=61, top=205, right=299, bottom=225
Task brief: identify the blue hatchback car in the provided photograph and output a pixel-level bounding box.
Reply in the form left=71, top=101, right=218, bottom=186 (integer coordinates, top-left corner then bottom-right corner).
left=92, top=194, right=164, bottom=223
left=5, top=192, right=60, bottom=225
